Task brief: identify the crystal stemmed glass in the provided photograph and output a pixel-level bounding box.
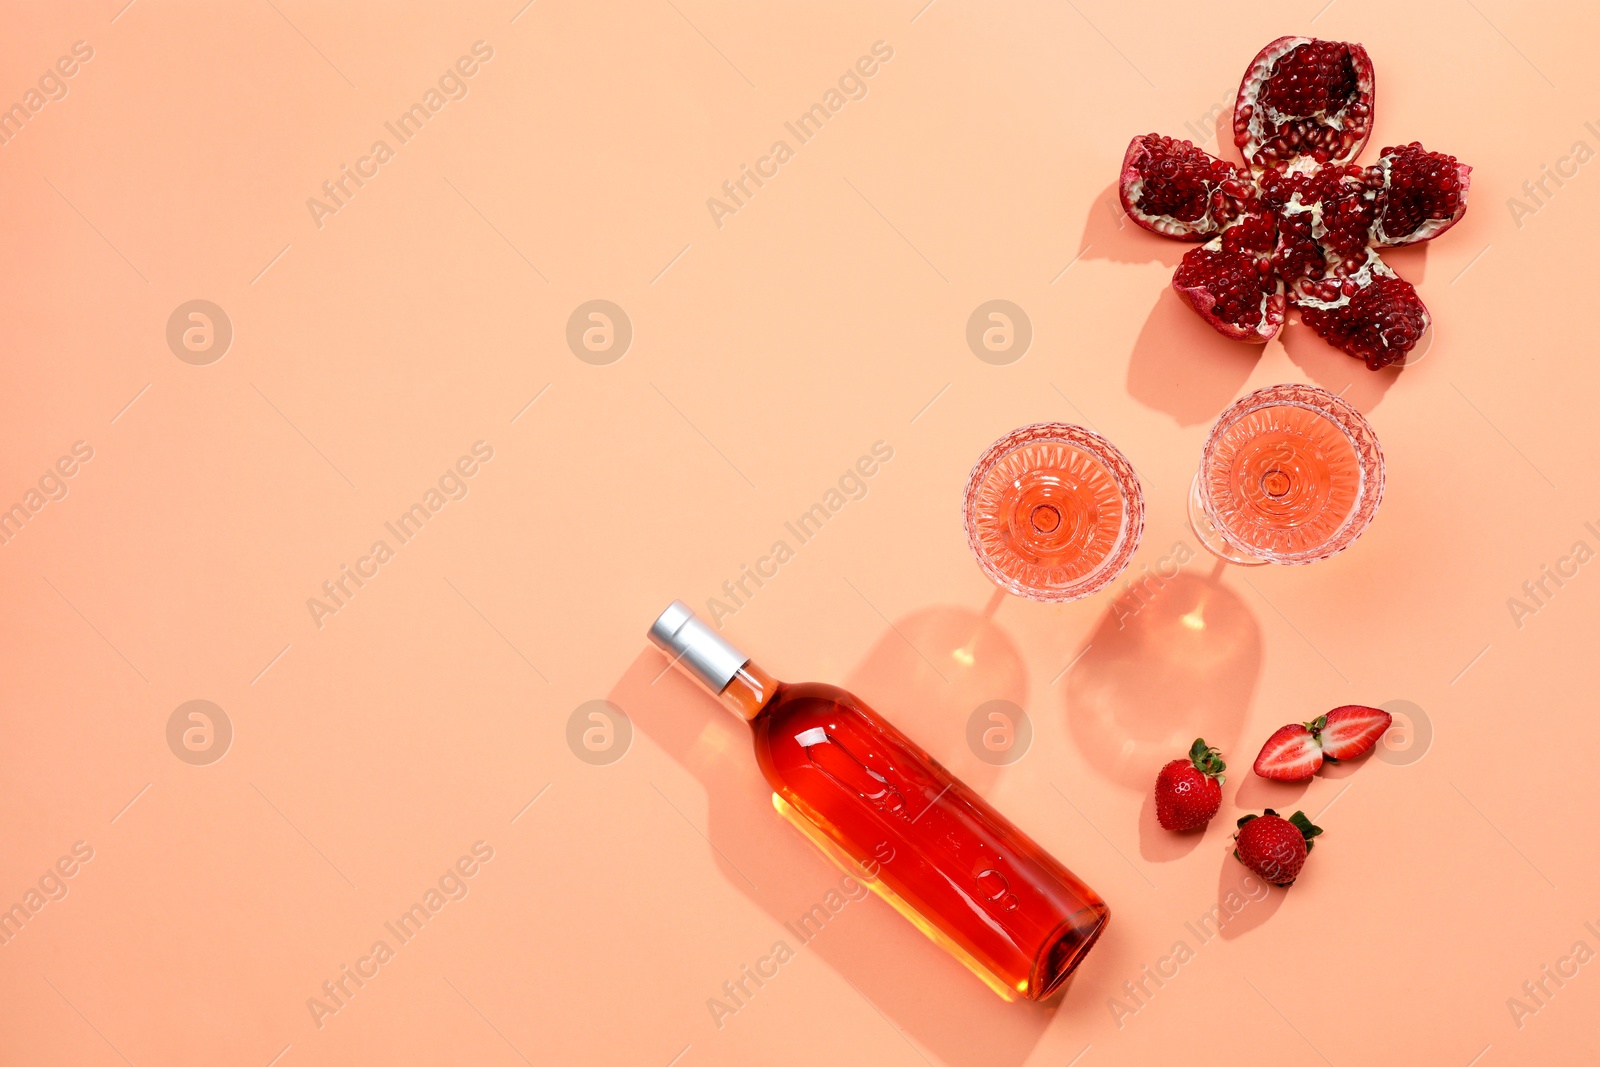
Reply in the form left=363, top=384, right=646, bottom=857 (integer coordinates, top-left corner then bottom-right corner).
left=1188, top=383, right=1384, bottom=566
left=963, top=423, right=1145, bottom=602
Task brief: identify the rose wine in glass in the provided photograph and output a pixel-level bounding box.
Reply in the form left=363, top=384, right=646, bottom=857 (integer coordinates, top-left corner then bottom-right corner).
left=1189, top=383, right=1384, bottom=566
left=963, top=423, right=1145, bottom=602
left=649, top=602, right=1110, bottom=1000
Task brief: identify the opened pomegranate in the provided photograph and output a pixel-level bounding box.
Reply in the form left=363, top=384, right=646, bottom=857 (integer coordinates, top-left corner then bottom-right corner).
left=1119, top=37, right=1471, bottom=369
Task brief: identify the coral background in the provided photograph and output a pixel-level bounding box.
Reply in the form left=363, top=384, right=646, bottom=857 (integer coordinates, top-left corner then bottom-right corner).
left=2, top=1, right=1596, bottom=1064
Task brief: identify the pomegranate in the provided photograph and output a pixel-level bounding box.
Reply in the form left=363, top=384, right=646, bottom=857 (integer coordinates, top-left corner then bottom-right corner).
left=1118, top=37, right=1472, bottom=369
left=1170, top=210, right=1285, bottom=342
left=1119, top=134, right=1252, bottom=239
left=1370, top=142, right=1472, bottom=245
left=1235, top=37, right=1374, bottom=169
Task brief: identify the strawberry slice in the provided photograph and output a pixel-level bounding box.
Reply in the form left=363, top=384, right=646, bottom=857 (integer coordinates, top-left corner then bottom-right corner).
left=1252, top=705, right=1394, bottom=779
left=1319, top=704, right=1392, bottom=760
left=1253, top=723, right=1323, bottom=781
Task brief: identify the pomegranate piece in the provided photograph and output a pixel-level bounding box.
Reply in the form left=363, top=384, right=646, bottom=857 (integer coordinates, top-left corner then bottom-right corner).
left=1121, top=37, right=1470, bottom=370
left=1313, top=166, right=1381, bottom=263
left=1298, top=264, right=1430, bottom=370
left=1171, top=210, right=1284, bottom=342
left=1269, top=205, right=1325, bottom=287
left=1173, top=246, right=1285, bottom=343
left=1120, top=134, right=1252, bottom=240
left=1371, top=142, right=1472, bottom=245
left=1235, top=37, right=1374, bottom=170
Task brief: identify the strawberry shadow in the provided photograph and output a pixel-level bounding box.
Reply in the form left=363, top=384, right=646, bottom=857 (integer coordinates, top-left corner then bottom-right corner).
left=1137, top=787, right=1209, bottom=862
left=1213, top=847, right=1286, bottom=940
left=1233, top=749, right=1375, bottom=816
left=1232, top=771, right=1311, bottom=812
left=1316, top=754, right=1372, bottom=780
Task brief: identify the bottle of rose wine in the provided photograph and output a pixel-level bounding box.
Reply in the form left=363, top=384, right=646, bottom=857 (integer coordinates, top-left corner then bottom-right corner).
left=648, top=601, right=1109, bottom=1001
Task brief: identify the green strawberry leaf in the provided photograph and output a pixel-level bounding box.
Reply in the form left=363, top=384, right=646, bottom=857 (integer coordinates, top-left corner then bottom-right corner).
left=1288, top=810, right=1324, bottom=852
left=1189, top=737, right=1227, bottom=781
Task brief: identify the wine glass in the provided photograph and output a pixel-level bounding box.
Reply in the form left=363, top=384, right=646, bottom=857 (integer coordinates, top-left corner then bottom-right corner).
left=1188, top=383, right=1384, bottom=566
left=963, top=423, right=1145, bottom=602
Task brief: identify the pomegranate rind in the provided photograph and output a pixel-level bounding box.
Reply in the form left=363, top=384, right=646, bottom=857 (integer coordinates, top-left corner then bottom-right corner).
left=1234, top=36, right=1375, bottom=172
left=1172, top=241, right=1286, bottom=343
left=1119, top=134, right=1236, bottom=240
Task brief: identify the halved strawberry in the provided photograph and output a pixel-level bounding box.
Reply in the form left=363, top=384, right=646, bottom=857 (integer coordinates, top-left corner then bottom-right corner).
left=1253, top=723, right=1323, bottom=781
left=1319, top=704, right=1392, bottom=760
left=1252, top=705, right=1395, bottom=779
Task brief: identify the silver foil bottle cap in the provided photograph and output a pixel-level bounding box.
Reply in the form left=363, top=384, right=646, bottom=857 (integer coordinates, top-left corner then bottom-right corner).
left=647, top=600, right=749, bottom=693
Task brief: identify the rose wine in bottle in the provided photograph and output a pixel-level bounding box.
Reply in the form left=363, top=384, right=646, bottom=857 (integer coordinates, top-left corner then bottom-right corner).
left=648, top=601, right=1109, bottom=1001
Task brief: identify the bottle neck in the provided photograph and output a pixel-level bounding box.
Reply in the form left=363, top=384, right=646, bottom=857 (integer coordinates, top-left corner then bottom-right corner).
left=716, top=660, right=778, bottom=721
left=646, top=601, right=777, bottom=720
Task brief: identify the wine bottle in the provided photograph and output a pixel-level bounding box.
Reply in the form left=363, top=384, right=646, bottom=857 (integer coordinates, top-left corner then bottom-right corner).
left=648, top=601, right=1109, bottom=1001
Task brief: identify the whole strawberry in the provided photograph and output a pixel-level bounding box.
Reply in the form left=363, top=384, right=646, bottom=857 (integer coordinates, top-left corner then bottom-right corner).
left=1155, top=738, right=1227, bottom=831
left=1233, top=809, right=1323, bottom=886
left=1253, top=704, right=1392, bottom=781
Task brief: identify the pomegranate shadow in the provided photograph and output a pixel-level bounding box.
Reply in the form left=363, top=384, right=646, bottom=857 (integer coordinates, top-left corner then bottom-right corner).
left=1126, top=288, right=1263, bottom=428
left=1074, top=181, right=1184, bottom=268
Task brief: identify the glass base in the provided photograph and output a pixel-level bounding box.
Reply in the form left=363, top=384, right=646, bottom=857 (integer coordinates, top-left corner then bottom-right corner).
left=1188, top=473, right=1268, bottom=566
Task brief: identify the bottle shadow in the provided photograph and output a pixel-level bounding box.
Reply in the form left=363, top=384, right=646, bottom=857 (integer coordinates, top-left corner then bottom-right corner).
left=617, top=602, right=1057, bottom=1067
left=1064, top=567, right=1263, bottom=794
